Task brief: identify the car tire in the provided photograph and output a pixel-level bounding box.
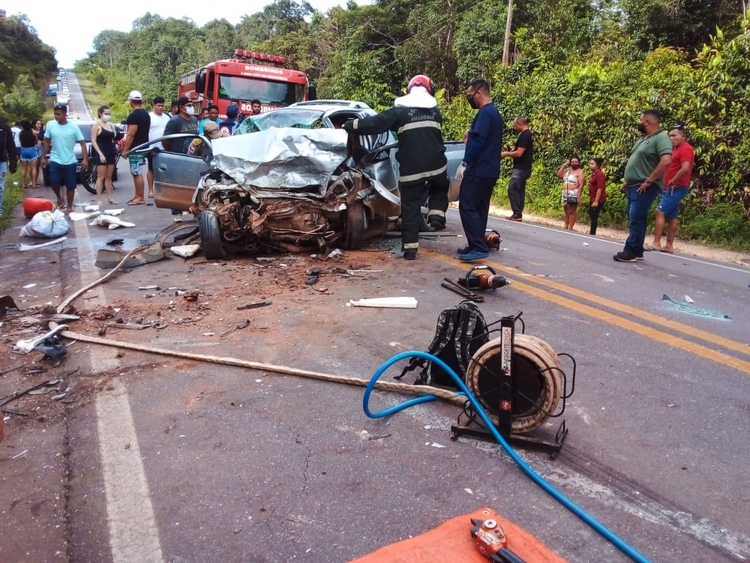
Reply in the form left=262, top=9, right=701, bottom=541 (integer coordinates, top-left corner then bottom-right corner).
left=343, top=200, right=366, bottom=249
left=81, top=164, right=96, bottom=194
left=199, top=210, right=226, bottom=260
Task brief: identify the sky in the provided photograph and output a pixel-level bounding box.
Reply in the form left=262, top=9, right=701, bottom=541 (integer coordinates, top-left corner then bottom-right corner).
left=10, top=0, right=363, bottom=68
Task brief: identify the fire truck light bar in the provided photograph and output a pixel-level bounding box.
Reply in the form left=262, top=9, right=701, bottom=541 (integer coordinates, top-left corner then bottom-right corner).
left=233, top=49, right=288, bottom=65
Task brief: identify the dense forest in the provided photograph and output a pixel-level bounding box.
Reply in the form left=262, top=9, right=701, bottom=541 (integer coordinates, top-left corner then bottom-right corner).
left=71, top=1, right=750, bottom=246
left=0, top=14, right=57, bottom=122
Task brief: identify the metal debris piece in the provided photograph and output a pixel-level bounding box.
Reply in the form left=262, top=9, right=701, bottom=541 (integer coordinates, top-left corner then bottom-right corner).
left=33, top=336, right=68, bottom=361
left=106, top=238, right=125, bottom=247
left=139, top=285, right=161, bottom=291
left=14, top=325, right=68, bottom=354
left=220, top=319, right=251, bottom=337
left=0, top=379, right=62, bottom=408
left=305, top=268, right=321, bottom=276
left=305, top=276, right=319, bottom=286
left=237, top=301, right=272, bottom=310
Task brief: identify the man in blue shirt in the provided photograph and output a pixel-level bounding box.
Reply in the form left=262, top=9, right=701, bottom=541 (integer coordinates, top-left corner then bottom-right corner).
left=41, top=104, right=88, bottom=213
left=455, top=79, right=503, bottom=261
left=198, top=105, right=221, bottom=134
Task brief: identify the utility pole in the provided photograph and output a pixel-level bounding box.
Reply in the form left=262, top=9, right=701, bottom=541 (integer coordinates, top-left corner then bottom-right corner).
left=502, top=0, right=514, bottom=66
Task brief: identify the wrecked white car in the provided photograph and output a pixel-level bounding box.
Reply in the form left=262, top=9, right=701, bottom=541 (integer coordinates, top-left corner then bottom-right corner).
left=135, top=126, right=401, bottom=259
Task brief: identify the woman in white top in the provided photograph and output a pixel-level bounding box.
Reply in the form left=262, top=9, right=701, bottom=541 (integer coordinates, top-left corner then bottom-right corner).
left=556, top=155, right=585, bottom=230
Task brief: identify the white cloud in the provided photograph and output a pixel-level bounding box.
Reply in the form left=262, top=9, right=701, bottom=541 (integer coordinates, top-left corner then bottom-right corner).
left=12, top=0, right=362, bottom=68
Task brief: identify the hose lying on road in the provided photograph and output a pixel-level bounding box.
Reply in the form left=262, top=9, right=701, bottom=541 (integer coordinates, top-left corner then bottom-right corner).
left=364, top=351, right=651, bottom=563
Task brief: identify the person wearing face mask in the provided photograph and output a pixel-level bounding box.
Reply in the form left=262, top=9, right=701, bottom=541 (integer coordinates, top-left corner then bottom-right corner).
left=501, top=117, right=533, bottom=222
left=613, top=109, right=672, bottom=262
left=454, top=78, right=504, bottom=262
left=121, top=90, right=151, bottom=205
left=162, top=97, right=199, bottom=155
left=91, top=105, right=118, bottom=205
left=556, top=155, right=585, bottom=230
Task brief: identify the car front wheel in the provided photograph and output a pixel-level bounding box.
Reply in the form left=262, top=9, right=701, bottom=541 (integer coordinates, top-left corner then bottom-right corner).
left=199, top=210, right=226, bottom=260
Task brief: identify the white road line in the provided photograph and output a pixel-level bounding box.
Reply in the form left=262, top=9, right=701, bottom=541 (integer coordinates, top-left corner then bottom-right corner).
left=71, top=217, right=163, bottom=563
left=95, top=379, right=164, bottom=563
left=485, top=214, right=750, bottom=274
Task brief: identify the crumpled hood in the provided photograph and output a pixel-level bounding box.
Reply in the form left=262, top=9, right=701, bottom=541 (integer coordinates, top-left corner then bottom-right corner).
left=394, top=86, right=437, bottom=109
left=211, top=128, right=349, bottom=194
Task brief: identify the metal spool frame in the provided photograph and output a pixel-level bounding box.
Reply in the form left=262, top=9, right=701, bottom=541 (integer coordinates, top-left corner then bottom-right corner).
left=451, top=311, right=576, bottom=457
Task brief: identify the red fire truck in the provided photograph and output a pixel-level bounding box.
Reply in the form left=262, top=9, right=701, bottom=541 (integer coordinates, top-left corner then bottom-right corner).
left=178, top=50, right=310, bottom=118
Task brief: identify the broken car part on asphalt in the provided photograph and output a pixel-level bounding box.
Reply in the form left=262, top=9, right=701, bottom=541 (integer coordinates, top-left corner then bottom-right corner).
left=14, top=324, right=69, bottom=355
left=236, top=301, right=272, bottom=310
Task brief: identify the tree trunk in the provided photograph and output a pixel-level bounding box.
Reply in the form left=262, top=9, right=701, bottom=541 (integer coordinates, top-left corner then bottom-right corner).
left=502, top=0, right=515, bottom=66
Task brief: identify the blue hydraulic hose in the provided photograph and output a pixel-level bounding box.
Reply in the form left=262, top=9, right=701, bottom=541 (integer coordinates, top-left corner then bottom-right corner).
left=363, top=351, right=651, bottom=563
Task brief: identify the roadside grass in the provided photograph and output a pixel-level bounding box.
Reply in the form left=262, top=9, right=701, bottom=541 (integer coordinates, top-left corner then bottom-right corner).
left=77, top=78, right=105, bottom=115
left=0, top=171, right=24, bottom=231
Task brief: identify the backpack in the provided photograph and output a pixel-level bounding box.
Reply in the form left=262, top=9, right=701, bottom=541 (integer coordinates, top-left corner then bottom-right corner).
left=396, top=301, right=490, bottom=388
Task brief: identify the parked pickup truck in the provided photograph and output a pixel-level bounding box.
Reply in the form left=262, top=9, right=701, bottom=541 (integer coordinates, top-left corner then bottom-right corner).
left=132, top=101, right=465, bottom=259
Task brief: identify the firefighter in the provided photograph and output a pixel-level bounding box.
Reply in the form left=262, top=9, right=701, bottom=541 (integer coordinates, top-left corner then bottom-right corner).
left=343, top=75, right=449, bottom=260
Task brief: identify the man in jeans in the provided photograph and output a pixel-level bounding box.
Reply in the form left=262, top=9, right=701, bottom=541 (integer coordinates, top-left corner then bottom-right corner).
left=0, top=117, right=18, bottom=210
left=501, top=117, right=533, bottom=221
left=614, top=109, right=672, bottom=262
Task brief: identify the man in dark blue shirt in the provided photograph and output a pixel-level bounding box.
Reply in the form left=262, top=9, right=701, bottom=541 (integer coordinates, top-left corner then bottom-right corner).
left=455, top=79, right=503, bottom=261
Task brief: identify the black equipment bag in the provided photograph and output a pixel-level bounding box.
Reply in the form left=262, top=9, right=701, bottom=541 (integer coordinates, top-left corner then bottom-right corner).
left=396, top=301, right=489, bottom=388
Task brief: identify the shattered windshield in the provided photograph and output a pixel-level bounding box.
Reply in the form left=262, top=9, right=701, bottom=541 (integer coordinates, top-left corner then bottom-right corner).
left=235, top=109, right=326, bottom=135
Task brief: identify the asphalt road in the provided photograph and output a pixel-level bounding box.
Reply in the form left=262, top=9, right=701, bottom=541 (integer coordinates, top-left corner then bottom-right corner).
left=2, top=78, right=750, bottom=563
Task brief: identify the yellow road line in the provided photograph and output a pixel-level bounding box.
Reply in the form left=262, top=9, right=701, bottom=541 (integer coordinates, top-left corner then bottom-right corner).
left=431, top=254, right=750, bottom=375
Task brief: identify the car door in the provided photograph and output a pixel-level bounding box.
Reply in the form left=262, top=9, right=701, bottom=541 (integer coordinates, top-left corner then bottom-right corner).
left=324, top=109, right=399, bottom=192
left=133, top=134, right=212, bottom=211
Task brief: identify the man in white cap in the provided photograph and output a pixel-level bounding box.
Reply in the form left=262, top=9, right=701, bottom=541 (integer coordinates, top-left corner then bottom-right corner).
left=120, top=90, right=150, bottom=205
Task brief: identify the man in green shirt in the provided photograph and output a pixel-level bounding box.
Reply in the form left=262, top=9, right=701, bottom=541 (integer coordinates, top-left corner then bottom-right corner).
left=614, top=109, right=672, bottom=262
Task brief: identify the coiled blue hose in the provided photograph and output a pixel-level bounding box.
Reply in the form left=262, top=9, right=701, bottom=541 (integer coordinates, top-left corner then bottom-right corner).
left=363, top=350, right=651, bottom=563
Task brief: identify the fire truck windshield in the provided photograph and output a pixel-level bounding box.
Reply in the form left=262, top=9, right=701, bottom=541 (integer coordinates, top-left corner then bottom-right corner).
left=218, top=75, right=304, bottom=106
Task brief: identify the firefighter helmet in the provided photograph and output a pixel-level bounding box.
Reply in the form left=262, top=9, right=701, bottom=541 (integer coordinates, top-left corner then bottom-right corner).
left=407, top=74, right=433, bottom=95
